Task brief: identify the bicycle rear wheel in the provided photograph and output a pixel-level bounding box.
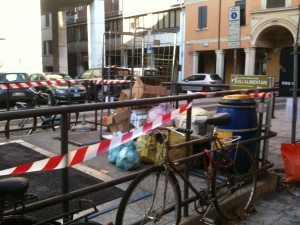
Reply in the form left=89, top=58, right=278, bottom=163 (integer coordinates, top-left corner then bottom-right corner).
left=115, top=166, right=181, bottom=225
left=211, top=144, right=257, bottom=221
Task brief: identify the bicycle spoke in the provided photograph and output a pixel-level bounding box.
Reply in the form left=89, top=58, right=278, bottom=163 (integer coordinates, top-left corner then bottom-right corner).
left=116, top=166, right=181, bottom=225
left=211, top=145, right=257, bottom=221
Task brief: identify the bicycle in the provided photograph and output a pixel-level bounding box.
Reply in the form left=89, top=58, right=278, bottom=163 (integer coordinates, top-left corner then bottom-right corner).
left=4, top=87, right=78, bottom=138
left=0, top=177, right=102, bottom=225
left=115, top=112, right=257, bottom=225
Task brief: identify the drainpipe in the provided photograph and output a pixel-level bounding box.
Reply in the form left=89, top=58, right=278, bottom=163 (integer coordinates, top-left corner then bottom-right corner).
left=217, top=0, right=222, bottom=79
left=218, top=0, right=221, bottom=51
left=291, top=6, right=300, bottom=143
left=179, top=0, right=185, bottom=81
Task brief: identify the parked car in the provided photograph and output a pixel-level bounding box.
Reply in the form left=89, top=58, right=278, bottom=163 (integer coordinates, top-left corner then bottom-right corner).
left=0, top=72, right=36, bottom=107
left=177, top=73, right=224, bottom=92
left=76, top=66, right=132, bottom=101
left=29, top=72, right=86, bottom=106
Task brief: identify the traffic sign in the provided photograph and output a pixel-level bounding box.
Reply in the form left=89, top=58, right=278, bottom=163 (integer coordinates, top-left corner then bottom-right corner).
left=228, top=6, right=240, bottom=21
left=147, top=45, right=152, bottom=53
left=228, top=6, right=240, bottom=49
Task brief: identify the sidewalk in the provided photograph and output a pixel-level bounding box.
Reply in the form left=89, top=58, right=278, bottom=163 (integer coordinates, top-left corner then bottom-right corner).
left=235, top=98, right=300, bottom=225
left=0, top=97, right=299, bottom=224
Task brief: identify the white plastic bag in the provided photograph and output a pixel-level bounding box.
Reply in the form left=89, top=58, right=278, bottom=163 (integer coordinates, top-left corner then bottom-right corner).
left=147, top=103, right=174, bottom=127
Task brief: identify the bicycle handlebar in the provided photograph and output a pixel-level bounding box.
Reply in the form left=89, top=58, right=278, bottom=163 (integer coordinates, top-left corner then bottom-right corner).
left=29, top=87, right=48, bottom=99
left=175, top=128, right=193, bottom=134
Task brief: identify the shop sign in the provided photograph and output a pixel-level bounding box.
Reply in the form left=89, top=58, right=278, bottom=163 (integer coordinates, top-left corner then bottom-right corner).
left=230, top=74, right=269, bottom=89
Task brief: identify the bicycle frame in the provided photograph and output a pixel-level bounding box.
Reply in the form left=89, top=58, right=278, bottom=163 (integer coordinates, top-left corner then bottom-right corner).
left=160, top=126, right=229, bottom=208
left=5, top=89, right=59, bottom=138
left=152, top=120, right=253, bottom=220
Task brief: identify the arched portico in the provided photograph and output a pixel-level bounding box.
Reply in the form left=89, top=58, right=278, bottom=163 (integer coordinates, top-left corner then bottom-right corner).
left=250, top=16, right=298, bottom=96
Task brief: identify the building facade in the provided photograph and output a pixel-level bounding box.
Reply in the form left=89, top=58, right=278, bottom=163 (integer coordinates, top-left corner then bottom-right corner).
left=40, top=0, right=299, bottom=95
left=66, top=0, right=185, bottom=81
left=41, top=0, right=104, bottom=76
left=184, top=0, right=299, bottom=96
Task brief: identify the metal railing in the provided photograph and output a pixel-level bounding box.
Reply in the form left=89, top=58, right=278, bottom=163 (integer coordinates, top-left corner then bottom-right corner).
left=0, top=87, right=279, bottom=221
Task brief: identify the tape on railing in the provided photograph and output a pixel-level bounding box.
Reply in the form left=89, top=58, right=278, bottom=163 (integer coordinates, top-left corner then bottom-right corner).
left=0, top=102, right=192, bottom=176
left=187, top=90, right=273, bottom=98
left=0, top=79, right=130, bottom=90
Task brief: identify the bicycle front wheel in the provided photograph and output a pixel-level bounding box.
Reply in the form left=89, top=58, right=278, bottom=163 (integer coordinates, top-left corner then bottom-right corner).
left=211, top=144, right=257, bottom=221
left=5, top=116, right=37, bottom=137
left=115, top=166, right=181, bottom=225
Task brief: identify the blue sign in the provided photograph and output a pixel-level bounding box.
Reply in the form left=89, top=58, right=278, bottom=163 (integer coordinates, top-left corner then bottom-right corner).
left=228, top=6, right=240, bottom=21
left=231, top=12, right=237, bottom=20
left=147, top=45, right=152, bottom=53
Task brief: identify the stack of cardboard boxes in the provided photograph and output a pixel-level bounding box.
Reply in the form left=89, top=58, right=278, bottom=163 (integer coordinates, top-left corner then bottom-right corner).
left=105, top=76, right=169, bottom=133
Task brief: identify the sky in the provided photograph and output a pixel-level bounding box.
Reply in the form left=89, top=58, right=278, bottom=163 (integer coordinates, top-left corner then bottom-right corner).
left=0, top=0, right=42, bottom=72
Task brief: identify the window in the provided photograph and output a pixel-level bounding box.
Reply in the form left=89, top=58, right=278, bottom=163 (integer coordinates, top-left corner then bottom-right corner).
left=106, top=20, right=119, bottom=31
left=235, top=0, right=246, bottom=26
left=198, top=6, right=207, bottom=30
left=153, top=14, right=159, bottom=29
left=79, top=25, right=87, bottom=40
left=266, top=0, right=285, bottom=8
left=45, top=13, right=50, bottom=27
left=170, top=11, right=175, bottom=27
left=175, top=10, right=180, bottom=27
left=43, top=40, right=52, bottom=55
left=158, top=13, right=164, bottom=29
left=67, top=27, right=76, bottom=42
left=153, top=9, right=180, bottom=30
left=77, top=6, right=84, bottom=11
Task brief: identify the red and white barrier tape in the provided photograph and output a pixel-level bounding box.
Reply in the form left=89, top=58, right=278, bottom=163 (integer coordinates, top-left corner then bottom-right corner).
left=0, top=79, right=130, bottom=90
left=0, top=80, right=78, bottom=90
left=188, top=90, right=274, bottom=98
left=250, top=92, right=273, bottom=98
left=0, top=102, right=192, bottom=176
left=92, top=79, right=130, bottom=85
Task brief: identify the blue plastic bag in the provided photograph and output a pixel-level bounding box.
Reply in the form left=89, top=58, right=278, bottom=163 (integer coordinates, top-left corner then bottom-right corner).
left=116, top=141, right=140, bottom=171
left=108, top=145, right=123, bottom=163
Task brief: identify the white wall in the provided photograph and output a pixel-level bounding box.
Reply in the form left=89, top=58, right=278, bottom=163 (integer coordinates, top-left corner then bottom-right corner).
left=0, top=0, right=42, bottom=73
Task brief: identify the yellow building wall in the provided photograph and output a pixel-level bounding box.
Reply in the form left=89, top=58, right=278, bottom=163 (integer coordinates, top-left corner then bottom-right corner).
left=184, top=0, right=298, bottom=80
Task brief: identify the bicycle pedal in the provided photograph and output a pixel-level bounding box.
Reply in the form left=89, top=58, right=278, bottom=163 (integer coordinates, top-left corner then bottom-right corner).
left=200, top=217, right=215, bottom=225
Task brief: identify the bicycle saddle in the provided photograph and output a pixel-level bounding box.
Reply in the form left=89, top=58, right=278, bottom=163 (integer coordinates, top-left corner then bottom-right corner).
left=0, top=177, right=29, bottom=197
left=205, top=113, right=231, bottom=126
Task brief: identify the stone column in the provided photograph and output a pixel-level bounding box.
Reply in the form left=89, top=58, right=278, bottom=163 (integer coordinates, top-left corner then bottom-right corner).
left=215, top=50, right=225, bottom=79
left=52, top=11, right=68, bottom=73
left=244, top=47, right=256, bottom=75
left=193, top=51, right=199, bottom=74
left=87, top=0, right=105, bottom=68
left=244, top=48, right=250, bottom=75
left=121, top=48, right=128, bottom=67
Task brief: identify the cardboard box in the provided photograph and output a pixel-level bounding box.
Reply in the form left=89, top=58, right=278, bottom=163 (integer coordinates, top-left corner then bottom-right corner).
left=117, top=89, right=132, bottom=112
left=130, top=109, right=149, bottom=128
left=118, top=89, right=132, bottom=101
left=132, top=76, right=168, bottom=99
left=106, top=110, right=133, bottom=133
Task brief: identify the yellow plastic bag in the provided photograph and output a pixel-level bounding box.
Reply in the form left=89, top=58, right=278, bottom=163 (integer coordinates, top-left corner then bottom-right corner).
left=135, top=133, right=157, bottom=164
left=156, top=129, right=191, bottom=164
left=136, top=129, right=192, bottom=165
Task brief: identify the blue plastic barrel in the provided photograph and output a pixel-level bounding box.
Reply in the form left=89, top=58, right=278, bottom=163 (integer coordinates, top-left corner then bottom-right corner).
left=216, top=94, right=258, bottom=171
